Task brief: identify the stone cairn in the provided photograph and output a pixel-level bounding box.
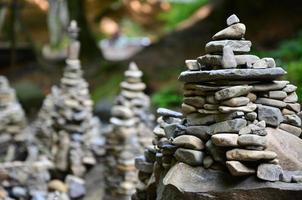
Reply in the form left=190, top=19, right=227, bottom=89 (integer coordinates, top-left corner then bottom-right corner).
left=104, top=63, right=154, bottom=200
left=35, top=20, right=103, bottom=180
left=133, top=14, right=302, bottom=199
left=0, top=76, right=27, bottom=162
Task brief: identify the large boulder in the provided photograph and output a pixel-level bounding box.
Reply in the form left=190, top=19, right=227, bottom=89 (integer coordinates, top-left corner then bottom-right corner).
left=159, top=162, right=302, bottom=200
left=266, top=127, right=302, bottom=171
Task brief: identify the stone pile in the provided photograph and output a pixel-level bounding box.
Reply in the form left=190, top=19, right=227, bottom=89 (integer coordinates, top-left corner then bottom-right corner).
left=0, top=76, right=27, bottom=162
left=133, top=16, right=302, bottom=198
left=34, top=21, right=104, bottom=178
left=104, top=63, right=154, bottom=200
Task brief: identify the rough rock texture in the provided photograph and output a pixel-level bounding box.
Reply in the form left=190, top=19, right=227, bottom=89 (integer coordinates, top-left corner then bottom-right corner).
left=159, top=163, right=302, bottom=200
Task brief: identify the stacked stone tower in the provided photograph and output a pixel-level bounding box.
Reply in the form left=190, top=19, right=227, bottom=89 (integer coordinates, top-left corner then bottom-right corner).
left=0, top=76, right=27, bottom=162
left=104, top=62, right=154, bottom=200
left=35, top=20, right=103, bottom=177
left=133, top=14, right=302, bottom=200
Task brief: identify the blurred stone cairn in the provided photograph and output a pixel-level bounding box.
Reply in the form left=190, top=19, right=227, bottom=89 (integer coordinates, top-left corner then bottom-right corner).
left=133, top=14, right=302, bottom=199
left=104, top=62, right=154, bottom=200
left=33, top=20, right=104, bottom=199
left=0, top=76, right=27, bottom=162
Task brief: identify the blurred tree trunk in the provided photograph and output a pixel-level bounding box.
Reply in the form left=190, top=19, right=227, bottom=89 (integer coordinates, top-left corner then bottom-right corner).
left=67, top=0, right=102, bottom=60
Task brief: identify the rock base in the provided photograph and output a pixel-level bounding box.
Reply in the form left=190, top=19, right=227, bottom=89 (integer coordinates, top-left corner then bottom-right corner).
left=158, top=163, right=302, bottom=200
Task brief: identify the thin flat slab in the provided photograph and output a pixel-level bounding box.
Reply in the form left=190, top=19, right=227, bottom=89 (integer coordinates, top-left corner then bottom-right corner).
left=178, top=68, right=286, bottom=82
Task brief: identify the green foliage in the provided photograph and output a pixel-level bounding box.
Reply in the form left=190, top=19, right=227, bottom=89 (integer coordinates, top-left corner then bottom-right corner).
left=159, top=0, right=208, bottom=31
left=152, top=85, right=182, bottom=108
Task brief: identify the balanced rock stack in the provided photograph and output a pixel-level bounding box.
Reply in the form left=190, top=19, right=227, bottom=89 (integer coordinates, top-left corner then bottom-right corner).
left=175, top=14, right=302, bottom=181
left=132, top=108, right=184, bottom=200
left=35, top=20, right=103, bottom=177
left=118, top=62, right=154, bottom=150
left=0, top=76, right=27, bottom=162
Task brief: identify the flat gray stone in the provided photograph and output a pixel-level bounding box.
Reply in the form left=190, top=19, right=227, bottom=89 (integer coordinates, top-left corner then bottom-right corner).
left=178, top=68, right=287, bottom=82
left=210, top=118, right=247, bottom=134
left=211, top=134, right=238, bottom=147
left=183, top=97, right=205, bottom=108
left=226, top=149, right=277, bottom=161
left=287, top=103, right=301, bottom=113
left=215, top=85, right=252, bottom=101
left=227, top=14, right=240, bottom=26
left=135, top=156, right=154, bottom=173
left=174, top=148, right=204, bottom=166
left=226, top=161, right=256, bottom=176
left=206, top=140, right=226, bottom=163
left=267, top=91, right=287, bottom=100
left=161, top=162, right=302, bottom=200
left=238, top=134, right=267, bottom=147
left=256, top=98, right=287, bottom=108
left=257, top=164, right=283, bottom=182
left=219, top=103, right=257, bottom=113
left=181, top=103, right=196, bottom=115
left=157, top=108, right=183, bottom=118
left=185, top=126, right=210, bottom=141
left=252, top=81, right=289, bottom=92
left=279, top=123, right=302, bottom=137
left=184, top=83, right=226, bottom=92
left=222, top=97, right=250, bottom=107
left=205, top=40, right=251, bottom=54
left=212, top=23, right=246, bottom=40
left=172, top=135, right=205, bottom=150
left=257, top=104, right=283, bottom=127
left=187, top=113, right=216, bottom=125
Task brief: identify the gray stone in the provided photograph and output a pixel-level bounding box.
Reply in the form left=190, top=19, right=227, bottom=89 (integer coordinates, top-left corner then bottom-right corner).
left=135, top=156, right=154, bottom=173
left=256, top=98, right=287, bottom=108
left=184, top=83, right=226, bottom=92
left=252, top=81, right=289, bottom=92
left=206, top=95, right=219, bottom=104
left=246, top=112, right=257, bottom=121
left=211, top=134, right=238, bottom=147
left=153, top=126, right=166, bottom=137
left=226, top=149, right=277, bottom=161
left=257, top=104, right=283, bottom=127
left=282, top=108, right=296, bottom=115
left=187, top=113, right=216, bottom=125
left=267, top=91, right=287, bottom=100
left=215, top=86, right=252, bottom=101
left=183, top=97, right=205, bottom=108
left=257, top=164, right=283, bottom=181
left=263, top=57, right=276, bottom=68
left=185, top=126, right=210, bottom=141
left=174, top=148, right=204, bottom=166
left=222, top=97, right=250, bottom=107
left=157, top=108, right=183, bottom=118
left=226, top=14, right=240, bottom=25
left=284, top=92, right=298, bottom=103
left=226, top=161, right=256, bottom=176
left=197, top=54, right=222, bottom=66
left=238, top=134, right=267, bottom=147
left=292, top=175, right=302, bottom=183
left=283, top=84, right=297, bottom=93
left=172, top=135, right=205, bottom=150
left=12, top=186, right=27, bottom=198
left=252, top=59, right=268, bottom=68
left=247, top=92, right=257, bottom=102
left=210, top=118, right=247, bottom=134
left=65, top=175, right=86, bottom=199
left=205, top=40, right=251, bottom=54
left=161, top=162, right=302, bottom=200
left=212, top=23, right=246, bottom=40
left=283, top=114, right=301, bottom=127
left=279, top=123, right=302, bottom=137
left=219, top=103, right=257, bottom=113
left=222, top=46, right=237, bottom=68
left=178, top=68, right=287, bottom=82
left=287, top=103, right=301, bottom=113
left=198, top=109, right=220, bottom=114
left=185, top=60, right=200, bottom=71
left=181, top=103, right=196, bottom=115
